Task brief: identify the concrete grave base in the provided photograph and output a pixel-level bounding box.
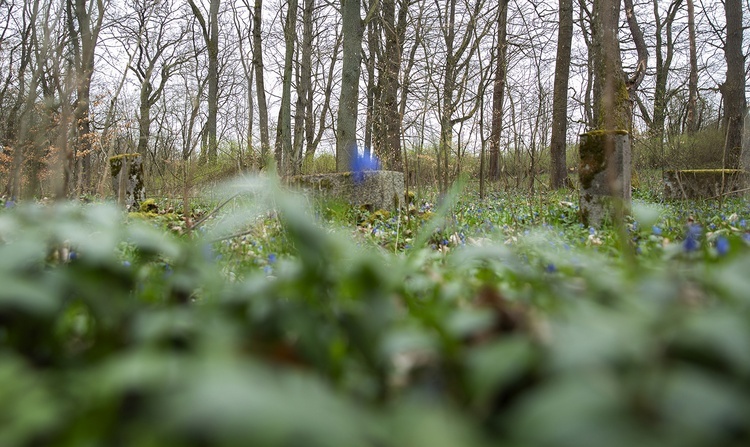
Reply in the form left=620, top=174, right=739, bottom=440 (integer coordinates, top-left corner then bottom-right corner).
left=664, top=169, right=748, bottom=199
left=290, top=171, right=405, bottom=211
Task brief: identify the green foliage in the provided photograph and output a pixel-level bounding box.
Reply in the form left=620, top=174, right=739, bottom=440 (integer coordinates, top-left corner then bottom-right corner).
left=2, top=178, right=750, bottom=446
left=301, top=152, right=337, bottom=174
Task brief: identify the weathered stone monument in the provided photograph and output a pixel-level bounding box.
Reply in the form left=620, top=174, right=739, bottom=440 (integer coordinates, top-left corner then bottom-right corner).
left=110, top=153, right=145, bottom=211
left=578, top=130, right=631, bottom=227
left=291, top=170, right=404, bottom=211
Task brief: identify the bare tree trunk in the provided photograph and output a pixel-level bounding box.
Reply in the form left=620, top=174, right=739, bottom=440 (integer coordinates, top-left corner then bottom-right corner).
left=252, top=0, right=271, bottom=166
left=305, top=28, right=342, bottom=163
left=67, top=0, right=105, bottom=196
left=364, top=8, right=379, bottom=158
left=685, top=0, right=699, bottom=135
left=275, top=0, right=297, bottom=174
left=550, top=0, right=572, bottom=189
left=647, top=0, right=678, bottom=142
left=488, top=0, right=508, bottom=181
left=336, top=0, right=368, bottom=171
left=207, top=0, right=219, bottom=162
left=578, top=0, right=594, bottom=126
left=720, top=0, right=745, bottom=169
left=232, top=1, right=255, bottom=169
left=292, top=0, right=312, bottom=175
left=375, top=0, right=405, bottom=171
left=592, top=0, right=629, bottom=132
left=3, top=0, right=38, bottom=199
left=188, top=0, right=220, bottom=163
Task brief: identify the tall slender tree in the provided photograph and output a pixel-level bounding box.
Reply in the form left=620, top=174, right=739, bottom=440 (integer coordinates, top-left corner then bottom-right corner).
left=66, top=0, right=106, bottom=194
left=645, top=0, right=679, bottom=142
left=336, top=0, right=378, bottom=172
left=275, top=0, right=297, bottom=173
left=292, top=0, right=313, bottom=174
left=373, top=0, right=407, bottom=171
left=488, top=0, right=509, bottom=181
left=124, top=0, right=188, bottom=165
left=550, top=0, right=573, bottom=189
left=685, top=0, right=699, bottom=134
left=188, top=0, right=220, bottom=163
left=720, top=0, right=746, bottom=168
left=250, top=0, right=271, bottom=166
left=591, top=0, right=629, bottom=132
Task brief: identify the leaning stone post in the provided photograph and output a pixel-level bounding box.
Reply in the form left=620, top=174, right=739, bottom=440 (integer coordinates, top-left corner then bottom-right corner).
left=110, top=153, right=145, bottom=211
left=578, top=130, right=631, bottom=227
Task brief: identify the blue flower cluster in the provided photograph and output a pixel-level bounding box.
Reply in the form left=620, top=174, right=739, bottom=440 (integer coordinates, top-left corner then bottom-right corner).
left=683, top=224, right=701, bottom=252
left=350, top=151, right=380, bottom=183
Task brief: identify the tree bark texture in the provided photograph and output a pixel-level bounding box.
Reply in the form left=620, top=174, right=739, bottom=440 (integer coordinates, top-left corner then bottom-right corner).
left=685, top=0, right=699, bottom=134
left=292, top=0, right=313, bottom=175
left=648, top=0, right=679, bottom=141
left=721, top=0, right=746, bottom=169
left=252, top=0, right=271, bottom=165
left=336, top=0, right=366, bottom=172
left=550, top=0, right=573, bottom=189
left=488, top=0, right=509, bottom=181
left=591, top=0, right=629, bottom=132
left=374, top=0, right=405, bottom=172
left=67, top=0, right=104, bottom=195
left=276, top=0, right=297, bottom=173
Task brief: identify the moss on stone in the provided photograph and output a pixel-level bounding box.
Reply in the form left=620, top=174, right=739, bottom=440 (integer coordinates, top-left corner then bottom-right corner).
left=578, top=130, right=630, bottom=191
left=140, top=198, right=158, bottom=213
left=109, top=153, right=142, bottom=180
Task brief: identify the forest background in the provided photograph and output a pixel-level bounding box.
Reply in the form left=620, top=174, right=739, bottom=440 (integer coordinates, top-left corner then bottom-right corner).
left=0, top=0, right=747, bottom=200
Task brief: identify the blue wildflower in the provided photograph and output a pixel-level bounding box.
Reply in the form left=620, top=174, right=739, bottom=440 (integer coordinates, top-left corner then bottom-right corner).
left=545, top=263, right=557, bottom=273
left=4, top=198, right=15, bottom=208
left=740, top=219, right=747, bottom=228
left=268, top=253, right=277, bottom=264
left=122, top=260, right=131, bottom=268
left=716, top=236, right=729, bottom=256
left=683, top=224, right=701, bottom=252
left=652, top=225, right=662, bottom=236
left=264, top=265, right=273, bottom=275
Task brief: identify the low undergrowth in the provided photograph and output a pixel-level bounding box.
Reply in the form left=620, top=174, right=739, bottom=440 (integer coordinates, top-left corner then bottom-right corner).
left=1, top=177, right=750, bottom=447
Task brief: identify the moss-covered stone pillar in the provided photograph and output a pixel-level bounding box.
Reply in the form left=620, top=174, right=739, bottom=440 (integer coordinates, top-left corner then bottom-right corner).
left=578, top=130, right=631, bottom=227
left=110, top=153, right=145, bottom=211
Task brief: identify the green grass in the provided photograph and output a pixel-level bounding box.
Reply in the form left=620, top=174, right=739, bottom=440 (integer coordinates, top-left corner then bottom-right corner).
left=1, top=177, right=750, bottom=446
